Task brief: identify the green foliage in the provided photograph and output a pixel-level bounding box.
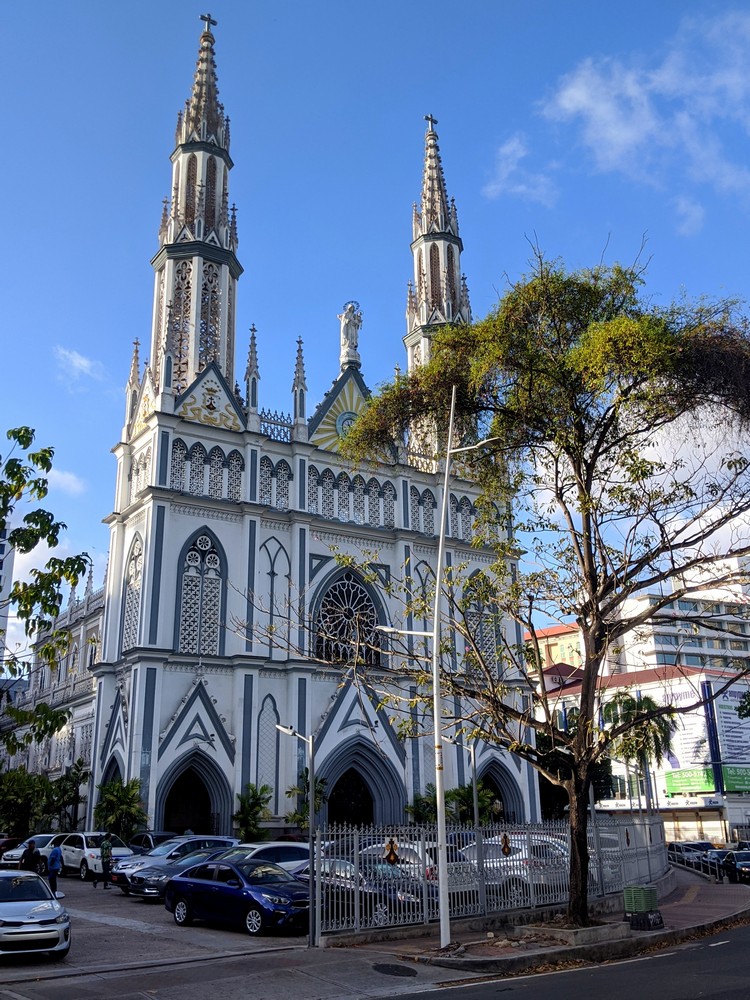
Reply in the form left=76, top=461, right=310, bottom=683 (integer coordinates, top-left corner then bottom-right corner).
left=342, top=252, right=750, bottom=925
left=93, top=778, right=148, bottom=840
left=603, top=693, right=678, bottom=769
left=405, top=783, right=437, bottom=824
left=1, top=427, right=90, bottom=756
left=285, top=768, right=327, bottom=832
left=445, top=781, right=497, bottom=825
left=233, top=782, right=272, bottom=841
left=0, top=767, right=53, bottom=837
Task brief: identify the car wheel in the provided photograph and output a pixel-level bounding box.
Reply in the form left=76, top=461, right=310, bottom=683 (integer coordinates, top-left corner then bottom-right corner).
left=49, top=945, right=70, bottom=961
left=37, top=857, right=48, bottom=875
left=244, top=905, right=263, bottom=935
left=173, top=897, right=193, bottom=926
left=79, top=861, right=89, bottom=881
left=502, top=878, right=531, bottom=909
left=119, top=887, right=130, bottom=896
left=369, top=900, right=390, bottom=927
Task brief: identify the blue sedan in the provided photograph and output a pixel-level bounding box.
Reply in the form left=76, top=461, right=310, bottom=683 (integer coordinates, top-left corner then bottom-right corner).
left=164, top=859, right=309, bottom=936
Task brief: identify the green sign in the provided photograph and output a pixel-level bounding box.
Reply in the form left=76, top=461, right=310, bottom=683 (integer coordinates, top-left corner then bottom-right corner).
left=722, top=765, right=750, bottom=792
left=665, top=767, right=715, bottom=795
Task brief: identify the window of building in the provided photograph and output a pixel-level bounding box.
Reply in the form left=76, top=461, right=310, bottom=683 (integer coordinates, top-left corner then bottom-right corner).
left=314, top=571, right=380, bottom=666
left=177, top=534, right=223, bottom=656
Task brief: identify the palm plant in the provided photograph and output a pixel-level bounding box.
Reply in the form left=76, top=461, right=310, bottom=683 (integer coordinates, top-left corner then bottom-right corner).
left=93, top=777, right=148, bottom=840
left=604, top=693, right=678, bottom=803
left=233, top=782, right=272, bottom=841
left=285, top=768, right=327, bottom=832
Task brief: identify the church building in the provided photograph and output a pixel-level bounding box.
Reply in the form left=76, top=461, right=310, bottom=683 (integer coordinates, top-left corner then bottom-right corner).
left=17, top=19, right=539, bottom=834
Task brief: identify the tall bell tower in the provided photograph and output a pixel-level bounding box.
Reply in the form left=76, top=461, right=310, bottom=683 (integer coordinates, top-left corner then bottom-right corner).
left=404, top=116, right=471, bottom=373
left=148, top=13, right=242, bottom=397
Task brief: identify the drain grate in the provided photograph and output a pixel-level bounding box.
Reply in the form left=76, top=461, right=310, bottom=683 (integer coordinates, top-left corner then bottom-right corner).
left=371, top=963, right=419, bottom=978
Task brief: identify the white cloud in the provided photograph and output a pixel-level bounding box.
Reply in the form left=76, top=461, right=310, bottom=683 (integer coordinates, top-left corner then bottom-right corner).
left=47, top=468, right=86, bottom=496
left=54, top=346, right=105, bottom=382
left=541, top=11, right=750, bottom=223
left=482, top=133, right=557, bottom=207
left=673, top=195, right=705, bottom=237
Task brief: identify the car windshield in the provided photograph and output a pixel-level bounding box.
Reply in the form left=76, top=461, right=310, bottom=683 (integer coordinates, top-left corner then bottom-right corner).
left=238, top=862, right=295, bottom=885
left=731, top=851, right=750, bottom=862
left=148, top=840, right=185, bottom=856
left=86, top=834, right=127, bottom=849
left=0, top=875, right=52, bottom=902
left=18, top=835, right=54, bottom=850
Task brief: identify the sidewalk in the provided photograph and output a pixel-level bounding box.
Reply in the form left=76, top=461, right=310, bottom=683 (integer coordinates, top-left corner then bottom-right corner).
left=374, top=868, right=750, bottom=974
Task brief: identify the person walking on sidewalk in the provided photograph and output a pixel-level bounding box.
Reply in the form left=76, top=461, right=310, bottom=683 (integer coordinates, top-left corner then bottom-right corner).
left=18, top=840, right=41, bottom=873
left=93, top=833, right=113, bottom=889
left=47, top=842, right=63, bottom=895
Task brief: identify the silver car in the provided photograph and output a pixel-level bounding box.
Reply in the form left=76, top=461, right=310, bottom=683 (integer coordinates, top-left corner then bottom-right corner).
left=0, top=870, right=71, bottom=959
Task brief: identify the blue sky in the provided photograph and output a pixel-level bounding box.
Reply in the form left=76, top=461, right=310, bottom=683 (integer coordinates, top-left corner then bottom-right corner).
left=5, top=1, right=750, bottom=589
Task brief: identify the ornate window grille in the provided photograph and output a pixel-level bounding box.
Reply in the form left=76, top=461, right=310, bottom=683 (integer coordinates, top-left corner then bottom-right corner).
left=170, top=439, right=187, bottom=490
left=383, top=482, right=396, bottom=528
left=275, top=461, right=291, bottom=510
left=447, top=244, right=456, bottom=310
left=422, top=490, right=435, bottom=535
left=259, top=457, right=272, bottom=504
left=122, top=538, right=143, bottom=652
left=460, top=497, right=473, bottom=540
left=449, top=494, right=459, bottom=538
left=188, top=443, right=207, bottom=495
left=199, top=262, right=221, bottom=370
left=367, top=478, right=380, bottom=527
left=352, top=476, right=366, bottom=524
left=185, top=154, right=197, bottom=227
left=337, top=473, right=350, bottom=521
left=227, top=450, right=243, bottom=502
left=314, top=571, right=380, bottom=666
left=465, top=606, right=499, bottom=674
left=177, top=533, right=223, bottom=656
left=171, top=260, right=192, bottom=394
left=410, top=486, right=420, bottom=531
left=208, top=446, right=224, bottom=498
left=307, top=465, right=320, bottom=514
left=429, top=243, right=441, bottom=308
left=205, top=156, right=217, bottom=230
left=321, top=469, right=335, bottom=519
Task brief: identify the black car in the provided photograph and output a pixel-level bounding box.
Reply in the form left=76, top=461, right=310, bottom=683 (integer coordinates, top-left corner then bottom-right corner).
left=128, top=847, right=228, bottom=899
left=128, top=831, right=177, bottom=855
left=165, top=859, right=309, bottom=936
left=721, top=850, right=750, bottom=883
left=697, top=849, right=731, bottom=879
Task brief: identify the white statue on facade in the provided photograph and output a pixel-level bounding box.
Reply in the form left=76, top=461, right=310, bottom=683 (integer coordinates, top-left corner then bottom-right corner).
left=338, top=300, right=362, bottom=369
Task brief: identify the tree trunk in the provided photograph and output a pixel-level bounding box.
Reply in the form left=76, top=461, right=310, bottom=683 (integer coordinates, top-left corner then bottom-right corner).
left=567, top=773, right=591, bottom=926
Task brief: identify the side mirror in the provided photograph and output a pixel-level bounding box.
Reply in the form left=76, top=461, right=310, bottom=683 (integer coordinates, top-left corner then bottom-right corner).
left=225, top=878, right=241, bottom=888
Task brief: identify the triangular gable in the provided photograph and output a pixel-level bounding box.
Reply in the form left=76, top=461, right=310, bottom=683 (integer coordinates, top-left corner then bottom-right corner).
left=176, top=225, right=196, bottom=243
left=175, top=362, right=245, bottom=432
left=100, top=689, right=127, bottom=767
left=308, top=366, right=370, bottom=453
left=158, top=679, right=235, bottom=763
left=309, top=553, right=334, bottom=581
left=130, top=374, right=156, bottom=440
left=204, top=230, right=222, bottom=247
left=317, top=674, right=406, bottom=766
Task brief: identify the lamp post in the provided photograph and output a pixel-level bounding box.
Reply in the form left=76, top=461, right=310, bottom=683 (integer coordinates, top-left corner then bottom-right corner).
left=276, top=723, right=316, bottom=948
left=442, top=735, right=479, bottom=829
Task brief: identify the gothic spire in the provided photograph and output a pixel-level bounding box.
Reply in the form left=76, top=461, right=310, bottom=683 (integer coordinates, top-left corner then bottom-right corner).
left=420, top=115, right=450, bottom=232
left=292, top=338, right=307, bottom=426
left=128, top=339, right=141, bottom=388
left=245, top=325, right=260, bottom=413
left=181, top=14, right=227, bottom=148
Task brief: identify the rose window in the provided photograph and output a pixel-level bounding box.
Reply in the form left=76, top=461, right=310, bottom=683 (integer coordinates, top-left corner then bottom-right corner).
left=315, top=571, right=380, bottom=666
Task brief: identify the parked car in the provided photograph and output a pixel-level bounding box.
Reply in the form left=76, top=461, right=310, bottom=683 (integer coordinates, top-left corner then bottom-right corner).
left=59, top=832, right=133, bottom=880
left=721, top=850, right=750, bottom=884
left=0, top=869, right=71, bottom=959
left=218, top=842, right=310, bottom=871
left=667, top=841, right=714, bottom=867
left=356, top=841, right=477, bottom=890
left=127, top=831, right=177, bottom=855
left=0, top=834, right=59, bottom=872
left=697, top=848, right=731, bottom=879
left=0, top=835, right=24, bottom=857
left=110, top=836, right=239, bottom=893
left=165, top=859, right=309, bottom=936
left=128, top=847, right=230, bottom=900
left=462, top=834, right=573, bottom=907
left=292, top=856, right=436, bottom=928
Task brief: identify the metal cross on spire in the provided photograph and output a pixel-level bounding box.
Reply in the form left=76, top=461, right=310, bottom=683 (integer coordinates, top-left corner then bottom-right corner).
left=424, top=114, right=439, bottom=132
left=200, top=12, right=218, bottom=33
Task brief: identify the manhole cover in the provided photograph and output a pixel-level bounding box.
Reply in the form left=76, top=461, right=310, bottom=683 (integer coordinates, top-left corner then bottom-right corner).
left=371, top=963, right=419, bottom=978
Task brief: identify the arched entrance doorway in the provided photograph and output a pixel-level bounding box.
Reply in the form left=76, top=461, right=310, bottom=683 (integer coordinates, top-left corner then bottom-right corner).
left=479, top=760, right=526, bottom=824
left=327, top=768, right=374, bottom=826
left=155, top=751, right=234, bottom=835
left=164, top=767, right=212, bottom=834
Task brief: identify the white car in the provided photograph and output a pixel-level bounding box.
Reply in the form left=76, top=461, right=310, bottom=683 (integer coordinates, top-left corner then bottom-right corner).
left=0, top=834, right=59, bottom=872
left=218, top=841, right=311, bottom=871
left=59, top=832, right=133, bottom=880
left=0, top=869, right=71, bottom=958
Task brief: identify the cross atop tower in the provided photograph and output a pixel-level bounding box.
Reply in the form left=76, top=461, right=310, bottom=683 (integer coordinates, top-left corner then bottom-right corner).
left=424, top=113, right=438, bottom=132
left=200, top=12, right=217, bottom=33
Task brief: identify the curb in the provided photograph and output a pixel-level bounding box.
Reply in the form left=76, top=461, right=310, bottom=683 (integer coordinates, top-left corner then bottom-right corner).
left=408, top=901, right=750, bottom=974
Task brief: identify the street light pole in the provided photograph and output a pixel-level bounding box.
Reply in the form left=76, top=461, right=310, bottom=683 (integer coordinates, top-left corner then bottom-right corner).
left=276, top=724, right=316, bottom=948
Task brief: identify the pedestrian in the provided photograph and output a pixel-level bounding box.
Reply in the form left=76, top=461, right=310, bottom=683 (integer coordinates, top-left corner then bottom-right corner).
left=18, top=839, right=41, bottom=873
left=47, top=841, right=63, bottom=896
left=94, top=832, right=113, bottom=890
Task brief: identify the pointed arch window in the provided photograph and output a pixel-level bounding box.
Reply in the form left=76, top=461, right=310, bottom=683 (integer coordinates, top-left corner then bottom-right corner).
left=459, top=497, right=473, bottom=540
left=321, top=469, right=335, bottom=518
left=170, top=439, right=187, bottom=490
left=275, top=460, right=291, bottom=510
left=122, top=537, right=143, bottom=652
left=256, top=696, right=279, bottom=813
left=337, top=473, right=350, bottom=521
left=429, top=243, right=441, bottom=309
left=314, top=571, right=380, bottom=666
left=199, top=262, right=221, bottom=370
left=188, top=443, right=207, bottom=495
left=204, top=156, right=217, bottom=231
left=177, top=533, right=224, bottom=656
left=227, top=450, right=244, bottom=502
left=352, top=476, right=366, bottom=524
left=259, top=457, right=272, bottom=505
left=367, top=478, right=380, bottom=527
left=449, top=494, right=459, bottom=538
left=185, top=154, right=197, bottom=227
left=382, top=482, right=396, bottom=528
left=208, top=446, right=224, bottom=499
left=171, top=260, right=192, bottom=395
left=410, top=486, right=420, bottom=531
left=417, top=249, right=425, bottom=303
left=307, top=465, right=320, bottom=514
left=447, top=244, right=457, bottom=310
left=422, top=490, right=436, bottom=535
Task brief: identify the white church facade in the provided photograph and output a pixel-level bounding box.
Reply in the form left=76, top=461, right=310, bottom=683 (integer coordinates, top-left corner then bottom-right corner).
left=14, top=20, right=539, bottom=834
